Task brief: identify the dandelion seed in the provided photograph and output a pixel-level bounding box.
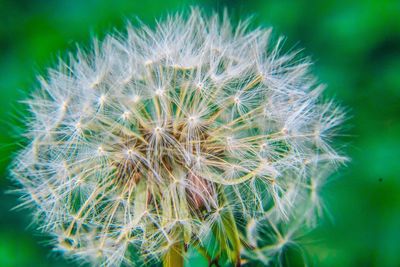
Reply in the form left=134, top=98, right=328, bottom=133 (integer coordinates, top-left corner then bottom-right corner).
left=97, top=146, right=105, bottom=154
left=98, top=94, right=107, bottom=106
left=121, top=111, right=131, bottom=120
left=132, top=95, right=141, bottom=103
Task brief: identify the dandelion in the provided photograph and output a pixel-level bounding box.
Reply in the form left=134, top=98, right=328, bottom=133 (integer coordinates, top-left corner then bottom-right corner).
left=10, top=8, right=346, bottom=267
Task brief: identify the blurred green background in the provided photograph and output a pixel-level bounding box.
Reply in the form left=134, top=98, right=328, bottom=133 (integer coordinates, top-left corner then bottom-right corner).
left=0, top=0, right=399, bottom=266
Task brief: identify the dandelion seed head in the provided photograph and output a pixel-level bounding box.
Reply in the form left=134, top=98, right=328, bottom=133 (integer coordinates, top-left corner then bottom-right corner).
left=10, top=7, right=346, bottom=266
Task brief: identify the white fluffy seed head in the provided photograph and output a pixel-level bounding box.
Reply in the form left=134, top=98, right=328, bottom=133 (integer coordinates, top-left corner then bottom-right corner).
left=10, top=8, right=346, bottom=266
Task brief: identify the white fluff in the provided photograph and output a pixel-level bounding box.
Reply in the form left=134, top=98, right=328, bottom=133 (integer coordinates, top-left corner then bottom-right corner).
left=11, top=8, right=346, bottom=266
